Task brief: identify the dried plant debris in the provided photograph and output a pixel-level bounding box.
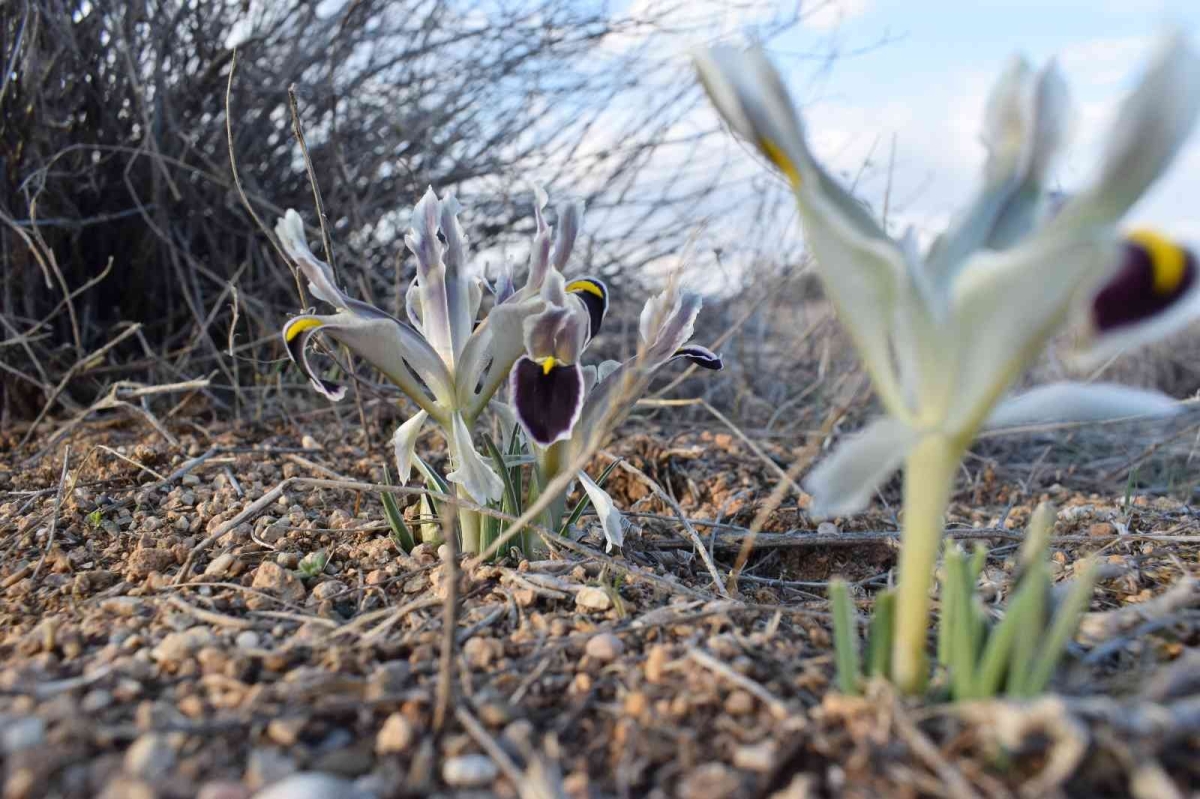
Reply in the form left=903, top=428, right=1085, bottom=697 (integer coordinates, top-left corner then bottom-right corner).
left=1, top=419, right=1198, bottom=798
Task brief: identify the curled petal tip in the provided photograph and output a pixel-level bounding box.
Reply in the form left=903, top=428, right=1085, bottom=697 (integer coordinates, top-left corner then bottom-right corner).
left=671, top=344, right=723, bottom=370
left=565, top=277, right=608, bottom=339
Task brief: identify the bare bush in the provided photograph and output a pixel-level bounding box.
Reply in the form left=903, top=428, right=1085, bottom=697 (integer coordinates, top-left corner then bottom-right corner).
left=0, top=0, right=800, bottom=430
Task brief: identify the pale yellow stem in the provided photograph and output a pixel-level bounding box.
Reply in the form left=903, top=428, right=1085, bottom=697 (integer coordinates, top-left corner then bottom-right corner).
left=457, top=483, right=481, bottom=554
left=892, top=433, right=964, bottom=694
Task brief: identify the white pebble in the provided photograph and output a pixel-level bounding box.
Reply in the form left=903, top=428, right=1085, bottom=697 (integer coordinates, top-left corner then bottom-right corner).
left=575, top=586, right=612, bottom=612
left=442, top=754, right=498, bottom=788
left=253, top=773, right=372, bottom=799
left=1, top=717, right=45, bottom=754
left=235, top=631, right=261, bottom=650
left=585, top=633, right=624, bottom=661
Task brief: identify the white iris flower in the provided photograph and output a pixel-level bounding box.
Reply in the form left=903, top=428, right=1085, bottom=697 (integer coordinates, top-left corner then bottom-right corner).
left=695, top=31, right=1200, bottom=692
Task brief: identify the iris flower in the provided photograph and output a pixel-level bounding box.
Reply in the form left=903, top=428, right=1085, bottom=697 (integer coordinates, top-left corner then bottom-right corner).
left=695, top=32, right=1200, bottom=692
left=278, top=185, right=723, bottom=554
left=278, top=187, right=605, bottom=551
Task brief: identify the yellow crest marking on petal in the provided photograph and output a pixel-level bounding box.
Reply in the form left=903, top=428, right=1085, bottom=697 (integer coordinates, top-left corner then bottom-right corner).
left=1128, top=229, right=1188, bottom=296
left=758, top=137, right=802, bottom=189
left=566, top=279, right=605, bottom=299
left=540, top=356, right=558, bottom=375
left=284, top=317, right=325, bottom=342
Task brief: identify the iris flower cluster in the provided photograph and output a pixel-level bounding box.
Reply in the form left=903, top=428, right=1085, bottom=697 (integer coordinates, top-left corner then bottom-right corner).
left=695, top=31, right=1200, bottom=693
left=279, top=187, right=721, bottom=553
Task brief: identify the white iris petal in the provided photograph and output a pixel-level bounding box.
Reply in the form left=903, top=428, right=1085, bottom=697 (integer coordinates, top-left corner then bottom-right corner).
left=803, top=417, right=922, bottom=519
left=578, top=470, right=625, bottom=552
left=391, top=410, right=429, bottom=483
left=446, top=412, right=505, bottom=504
left=984, top=383, right=1181, bottom=429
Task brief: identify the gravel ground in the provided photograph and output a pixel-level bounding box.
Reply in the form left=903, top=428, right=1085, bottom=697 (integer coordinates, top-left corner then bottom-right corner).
left=1, top=415, right=1198, bottom=798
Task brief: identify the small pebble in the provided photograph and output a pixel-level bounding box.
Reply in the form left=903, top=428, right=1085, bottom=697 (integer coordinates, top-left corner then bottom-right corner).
left=196, top=782, right=251, bottom=799
left=375, top=713, right=413, bottom=754
left=244, top=747, right=298, bottom=789
left=151, top=627, right=214, bottom=666
left=644, top=645, right=670, bottom=683
left=462, top=636, right=500, bottom=669
left=585, top=633, right=624, bottom=661
left=733, top=741, right=777, bottom=772
left=249, top=562, right=307, bottom=608
left=724, top=690, right=756, bottom=716
left=1, top=717, right=45, bottom=754
left=442, top=754, right=498, bottom=788
left=203, top=553, right=235, bottom=578
left=677, top=763, right=741, bottom=799
left=253, top=773, right=370, bottom=799
left=575, top=586, right=612, bottom=612
left=309, top=580, right=348, bottom=603
left=235, top=631, right=261, bottom=650
left=124, top=733, right=175, bottom=780
left=267, top=717, right=306, bottom=747
left=82, top=689, right=114, bottom=713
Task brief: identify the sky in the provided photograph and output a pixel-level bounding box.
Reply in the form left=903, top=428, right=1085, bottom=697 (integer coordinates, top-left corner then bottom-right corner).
left=745, top=0, right=1200, bottom=246
left=612, top=0, right=1200, bottom=274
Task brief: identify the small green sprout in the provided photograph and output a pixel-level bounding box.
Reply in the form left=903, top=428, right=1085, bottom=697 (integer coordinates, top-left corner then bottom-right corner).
left=830, top=503, right=1098, bottom=701
left=297, top=550, right=328, bottom=579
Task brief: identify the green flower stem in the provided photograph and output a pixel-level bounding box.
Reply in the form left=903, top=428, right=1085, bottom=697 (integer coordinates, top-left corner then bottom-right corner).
left=893, top=434, right=963, bottom=695
left=537, top=440, right=569, bottom=533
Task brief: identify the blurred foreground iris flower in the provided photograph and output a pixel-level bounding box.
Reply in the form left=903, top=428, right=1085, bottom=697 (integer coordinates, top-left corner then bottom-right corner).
left=696, top=31, right=1200, bottom=692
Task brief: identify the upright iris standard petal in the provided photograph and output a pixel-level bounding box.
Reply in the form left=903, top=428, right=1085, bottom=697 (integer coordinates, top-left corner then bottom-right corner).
left=551, top=200, right=584, bottom=272
left=446, top=412, right=505, bottom=504
left=493, top=264, right=516, bottom=305
left=438, top=193, right=477, bottom=361
left=527, top=187, right=553, bottom=291
left=457, top=295, right=544, bottom=413
left=644, top=291, right=703, bottom=363
left=510, top=356, right=585, bottom=446
left=391, top=410, right=429, bottom=483
left=1071, top=32, right=1200, bottom=227
left=565, top=277, right=608, bottom=339
left=405, top=187, right=455, bottom=366
left=925, top=59, right=1071, bottom=279
left=803, top=417, right=922, bottom=518
left=578, top=471, right=625, bottom=552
